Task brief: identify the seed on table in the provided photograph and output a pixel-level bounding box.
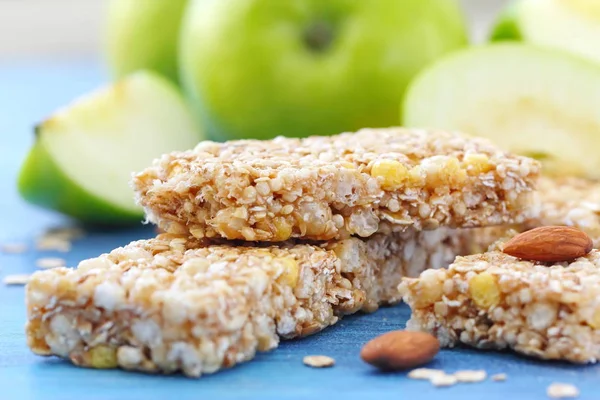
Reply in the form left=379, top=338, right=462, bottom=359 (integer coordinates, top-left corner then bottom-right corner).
left=360, top=330, right=440, bottom=370
left=303, top=355, right=335, bottom=368
left=430, top=373, right=458, bottom=387
left=42, top=226, right=85, bottom=241
left=36, top=237, right=71, bottom=252
left=453, top=369, right=487, bottom=383
left=408, top=368, right=446, bottom=380
left=491, top=373, right=507, bottom=382
left=547, top=383, right=579, bottom=399
left=3, top=274, right=31, bottom=285
left=36, top=257, right=66, bottom=269
left=0, top=243, right=28, bottom=254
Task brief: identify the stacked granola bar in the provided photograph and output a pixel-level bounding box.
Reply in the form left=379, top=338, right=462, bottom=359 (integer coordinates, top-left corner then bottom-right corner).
left=25, top=127, right=540, bottom=376
left=133, top=127, right=537, bottom=240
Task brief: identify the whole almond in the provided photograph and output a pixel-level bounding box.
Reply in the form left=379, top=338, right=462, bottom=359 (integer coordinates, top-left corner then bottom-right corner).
left=360, top=330, right=439, bottom=370
left=502, top=226, right=593, bottom=262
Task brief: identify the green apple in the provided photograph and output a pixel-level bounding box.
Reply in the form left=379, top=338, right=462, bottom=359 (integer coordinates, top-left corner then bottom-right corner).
left=402, top=44, right=600, bottom=179
left=18, top=71, right=203, bottom=225
left=179, top=0, right=468, bottom=141
left=491, top=0, right=600, bottom=64
left=106, top=0, right=188, bottom=82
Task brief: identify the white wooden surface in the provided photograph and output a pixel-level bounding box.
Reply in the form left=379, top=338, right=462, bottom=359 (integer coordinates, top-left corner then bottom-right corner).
left=0, top=0, right=505, bottom=60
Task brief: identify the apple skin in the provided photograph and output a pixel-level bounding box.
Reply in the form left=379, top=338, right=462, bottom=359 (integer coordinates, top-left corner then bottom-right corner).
left=18, top=139, right=143, bottom=226
left=107, top=0, right=188, bottom=83
left=489, top=1, right=522, bottom=41
left=179, top=0, right=468, bottom=141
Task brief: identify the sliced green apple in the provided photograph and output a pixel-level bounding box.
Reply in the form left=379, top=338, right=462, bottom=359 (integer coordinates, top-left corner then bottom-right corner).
left=402, top=44, right=600, bottom=178
left=491, top=0, right=600, bottom=64
left=18, top=71, right=203, bottom=225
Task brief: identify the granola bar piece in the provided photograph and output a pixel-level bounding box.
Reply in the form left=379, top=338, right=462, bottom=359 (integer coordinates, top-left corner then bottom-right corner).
left=132, top=127, right=539, bottom=242
left=462, top=176, right=600, bottom=254
left=399, top=249, right=600, bottom=363
left=530, top=176, right=600, bottom=246
left=26, top=228, right=461, bottom=377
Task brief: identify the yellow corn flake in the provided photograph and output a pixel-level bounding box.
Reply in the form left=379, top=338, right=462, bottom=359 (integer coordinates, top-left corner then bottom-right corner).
left=89, top=346, right=118, bottom=369
left=442, top=158, right=468, bottom=187
left=278, top=257, right=300, bottom=288
left=469, top=272, right=501, bottom=309
left=421, top=157, right=467, bottom=188
left=589, top=308, right=600, bottom=329
left=408, top=165, right=425, bottom=186
left=462, top=153, right=494, bottom=175
left=370, top=160, right=408, bottom=190
left=273, top=217, right=293, bottom=241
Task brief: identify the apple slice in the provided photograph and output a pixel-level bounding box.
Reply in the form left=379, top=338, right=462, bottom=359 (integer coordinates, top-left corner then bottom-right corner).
left=402, top=44, right=600, bottom=178
left=491, top=0, right=600, bottom=64
left=19, top=71, right=203, bottom=225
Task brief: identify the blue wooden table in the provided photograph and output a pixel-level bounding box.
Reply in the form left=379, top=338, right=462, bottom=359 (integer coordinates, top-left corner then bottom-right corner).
left=1, top=63, right=598, bottom=400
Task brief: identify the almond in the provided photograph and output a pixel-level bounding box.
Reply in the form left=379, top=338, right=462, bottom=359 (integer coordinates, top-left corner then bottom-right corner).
left=360, top=330, right=439, bottom=370
left=502, top=226, right=593, bottom=262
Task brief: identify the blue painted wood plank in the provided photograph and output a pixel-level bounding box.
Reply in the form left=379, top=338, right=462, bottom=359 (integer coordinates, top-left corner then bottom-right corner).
left=0, top=64, right=598, bottom=400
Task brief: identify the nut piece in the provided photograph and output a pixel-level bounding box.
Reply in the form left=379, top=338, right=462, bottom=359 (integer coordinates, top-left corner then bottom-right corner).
left=360, top=330, right=440, bottom=370
left=303, top=355, right=335, bottom=368
left=503, top=226, right=593, bottom=262
left=547, top=383, right=579, bottom=399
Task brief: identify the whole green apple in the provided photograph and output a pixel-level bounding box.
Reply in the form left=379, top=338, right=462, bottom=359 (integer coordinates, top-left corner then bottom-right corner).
left=179, top=0, right=468, bottom=140
left=107, top=0, right=188, bottom=83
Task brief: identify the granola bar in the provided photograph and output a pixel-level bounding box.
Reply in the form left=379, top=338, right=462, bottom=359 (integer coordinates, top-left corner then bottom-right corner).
left=132, top=127, right=539, bottom=242
left=530, top=176, right=600, bottom=245
left=465, top=176, right=600, bottom=254
left=399, top=248, right=600, bottom=363
left=27, top=228, right=463, bottom=377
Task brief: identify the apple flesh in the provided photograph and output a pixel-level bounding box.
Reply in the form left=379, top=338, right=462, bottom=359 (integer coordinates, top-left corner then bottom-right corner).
left=19, top=71, right=203, bottom=225
left=402, top=44, right=600, bottom=179
left=106, top=0, right=188, bottom=83
left=179, top=0, right=468, bottom=141
left=491, top=0, right=600, bottom=65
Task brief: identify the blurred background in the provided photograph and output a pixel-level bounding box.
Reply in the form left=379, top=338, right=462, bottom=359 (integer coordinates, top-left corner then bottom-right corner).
left=3, top=0, right=599, bottom=227
left=0, top=0, right=503, bottom=61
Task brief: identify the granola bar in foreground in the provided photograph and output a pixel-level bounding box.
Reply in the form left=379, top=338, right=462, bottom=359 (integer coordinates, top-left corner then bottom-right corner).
left=133, top=127, right=539, bottom=241
left=27, top=229, right=462, bottom=377
left=399, top=249, right=600, bottom=363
